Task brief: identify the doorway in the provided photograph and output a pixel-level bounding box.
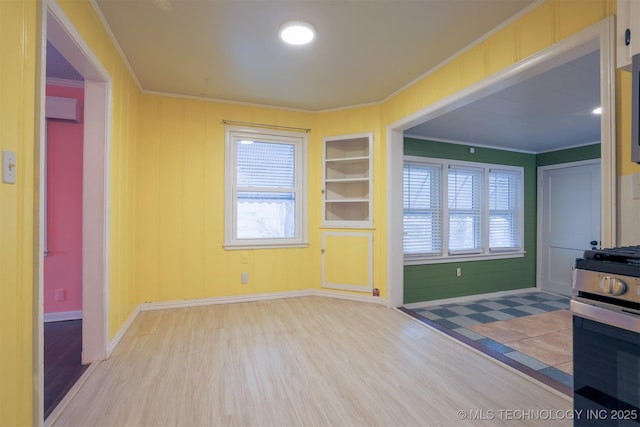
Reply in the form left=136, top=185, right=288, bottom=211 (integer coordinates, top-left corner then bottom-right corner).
left=39, top=3, right=111, bottom=423
left=538, top=160, right=601, bottom=296
left=386, top=18, right=617, bottom=307
left=43, top=90, right=86, bottom=418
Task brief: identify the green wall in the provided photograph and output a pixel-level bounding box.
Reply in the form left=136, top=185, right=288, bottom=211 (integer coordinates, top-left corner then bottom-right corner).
left=403, top=139, right=602, bottom=304
left=537, top=143, right=600, bottom=167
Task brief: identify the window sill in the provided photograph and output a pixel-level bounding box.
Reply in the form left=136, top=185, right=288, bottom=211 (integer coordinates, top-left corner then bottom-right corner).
left=404, top=251, right=525, bottom=265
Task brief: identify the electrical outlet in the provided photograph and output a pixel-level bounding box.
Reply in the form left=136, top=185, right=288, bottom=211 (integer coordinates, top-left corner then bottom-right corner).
left=456, top=268, right=462, bottom=277
left=54, top=289, right=66, bottom=302
left=241, top=272, right=248, bottom=284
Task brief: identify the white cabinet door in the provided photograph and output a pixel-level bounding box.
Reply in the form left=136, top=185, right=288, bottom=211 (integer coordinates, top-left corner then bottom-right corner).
left=321, top=232, right=373, bottom=293
left=618, top=0, right=632, bottom=70
left=617, top=0, right=640, bottom=70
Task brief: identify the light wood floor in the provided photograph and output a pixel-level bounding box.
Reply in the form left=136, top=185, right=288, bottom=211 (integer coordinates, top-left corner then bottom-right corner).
left=52, top=297, right=571, bottom=426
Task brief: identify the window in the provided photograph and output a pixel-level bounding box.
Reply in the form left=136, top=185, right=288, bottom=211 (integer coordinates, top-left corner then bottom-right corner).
left=225, top=126, right=308, bottom=249
left=403, top=162, right=442, bottom=255
left=448, top=166, right=482, bottom=253
left=488, top=169, right=521, bottom=251
left=403, top=156, right=524, bottom=263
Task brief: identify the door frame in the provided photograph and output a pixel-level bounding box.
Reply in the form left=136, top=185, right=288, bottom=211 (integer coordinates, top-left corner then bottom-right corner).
left=386, top=17, right=616, bottom=307
left=536, top=159, right=601, bottom=294
left=36, top=1, right=111, bottom=423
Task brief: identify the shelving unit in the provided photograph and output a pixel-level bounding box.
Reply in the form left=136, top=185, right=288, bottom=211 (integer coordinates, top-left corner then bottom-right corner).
left=322, top=133, right=373, bottom=228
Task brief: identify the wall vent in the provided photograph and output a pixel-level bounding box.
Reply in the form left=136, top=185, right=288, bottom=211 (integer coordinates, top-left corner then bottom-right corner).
left=45, top=96, right=82, bottom=123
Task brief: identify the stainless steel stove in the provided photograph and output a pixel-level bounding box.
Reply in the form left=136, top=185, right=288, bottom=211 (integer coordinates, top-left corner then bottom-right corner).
left=571, top=245, right=640, bottom=426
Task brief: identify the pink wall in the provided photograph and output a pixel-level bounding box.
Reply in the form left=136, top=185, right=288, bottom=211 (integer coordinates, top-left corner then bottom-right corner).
left=43, top=84, right=84, bottom=315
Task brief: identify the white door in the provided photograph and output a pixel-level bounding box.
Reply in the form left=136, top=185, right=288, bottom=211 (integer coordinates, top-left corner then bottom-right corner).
left=538, top=161, right=600, bottom=296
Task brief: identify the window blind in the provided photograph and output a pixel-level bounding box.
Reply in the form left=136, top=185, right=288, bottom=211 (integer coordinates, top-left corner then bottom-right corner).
left=236, top=140, right=296, bottom=239
left=237, top=140, right=295, bottom=189
left=403, top=163, right=441, bottom=255
left=402, top=156, right=524, bottom=262
left=489, top=169, right=521, bottom=250
left=448, top=166, right=482, bottom=253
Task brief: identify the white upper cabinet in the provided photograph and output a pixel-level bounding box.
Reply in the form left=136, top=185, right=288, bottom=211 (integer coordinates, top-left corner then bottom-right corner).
left=322, top=133, right=373, bottom=228
left=617, top=0, right=640, bottom=70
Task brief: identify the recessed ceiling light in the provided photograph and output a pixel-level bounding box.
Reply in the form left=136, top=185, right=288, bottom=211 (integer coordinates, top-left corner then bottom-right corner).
left=592, top=107, right=602, bottom=115
left=279, top=21, right=315, bottom=46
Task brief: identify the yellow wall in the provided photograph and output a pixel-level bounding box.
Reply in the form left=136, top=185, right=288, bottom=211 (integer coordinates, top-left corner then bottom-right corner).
left=0, top=1, right=37, bottom=425
left=2, top=0, right=636, bottom=425
left=135, top=96, right=320, bottom=300
left=134, top=97, right=385, bottom=302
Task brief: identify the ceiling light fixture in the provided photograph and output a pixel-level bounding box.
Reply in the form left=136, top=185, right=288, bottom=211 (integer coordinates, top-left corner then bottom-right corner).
left=279, top=21, right=315, bottom=46
left=592, top=107, right=602, bottom=115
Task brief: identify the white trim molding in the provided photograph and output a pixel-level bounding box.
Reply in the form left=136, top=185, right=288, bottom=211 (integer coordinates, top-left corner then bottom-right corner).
left=107, top=304, right=140, bottom=358
left=43, top=310, right=83, bottom=323
left=46, top=77, right=84, bottom=88
left=402, top=287, right=537, bottom=310
left=45, top=0, right=113, bottom=368
left=140, top=289, right=386, bottom=312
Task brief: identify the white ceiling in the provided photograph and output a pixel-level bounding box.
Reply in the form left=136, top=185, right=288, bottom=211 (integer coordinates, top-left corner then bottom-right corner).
left=91, top=0, right=537, bottom=111
left=47, top=0, right=602, bottom=153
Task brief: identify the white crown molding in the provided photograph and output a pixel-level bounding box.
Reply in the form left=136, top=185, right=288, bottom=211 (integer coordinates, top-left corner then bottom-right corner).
left=88, top=0, right=143, bottom=91
left=383, top=0, right=547, bottom=105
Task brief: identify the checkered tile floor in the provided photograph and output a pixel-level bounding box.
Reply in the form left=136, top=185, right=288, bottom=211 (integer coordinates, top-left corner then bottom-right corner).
left=402, top=292, right=573, bottom=393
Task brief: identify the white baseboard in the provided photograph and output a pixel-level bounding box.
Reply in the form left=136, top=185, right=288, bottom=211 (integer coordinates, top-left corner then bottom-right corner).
left=314, top=289, right=386, bottom=305
left=140, top=289, right=387, bottom=312
left=43, top=310, right=83, bottom=323
left=140, top=290, right=313, bottom=311
left=107, top=304, right=140, bottom=358
left=402, top=287, right=537, bottom=310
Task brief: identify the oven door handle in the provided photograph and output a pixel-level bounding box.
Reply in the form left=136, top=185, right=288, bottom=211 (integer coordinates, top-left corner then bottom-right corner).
left=571, top=299, right=640, bottom=333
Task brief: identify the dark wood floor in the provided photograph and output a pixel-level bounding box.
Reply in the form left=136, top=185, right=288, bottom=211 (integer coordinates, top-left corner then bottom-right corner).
left=44, top=320, right=88, bottom=420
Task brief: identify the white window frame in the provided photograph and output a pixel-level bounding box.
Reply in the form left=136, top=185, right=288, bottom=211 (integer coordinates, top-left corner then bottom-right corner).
left=224, top=126, right=308, bottom=249
left=404, top=156, right=525, bottom=265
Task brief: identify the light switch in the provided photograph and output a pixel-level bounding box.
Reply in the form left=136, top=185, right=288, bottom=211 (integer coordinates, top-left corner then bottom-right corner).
left=2, top=150, right=16, bottom=184
left=633, top=173, right=640, bottom=200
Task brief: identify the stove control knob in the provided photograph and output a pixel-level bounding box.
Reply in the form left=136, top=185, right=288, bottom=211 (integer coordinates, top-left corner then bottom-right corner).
left=599, top=277, right=611, bottom=293
left=599, top=277, right=627, bottom=295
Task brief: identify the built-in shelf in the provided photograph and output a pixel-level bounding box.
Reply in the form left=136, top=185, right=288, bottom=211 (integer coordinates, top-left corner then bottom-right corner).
left=322, top=133, right=373, bottom=228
